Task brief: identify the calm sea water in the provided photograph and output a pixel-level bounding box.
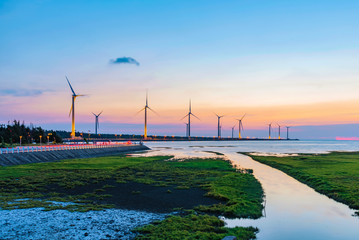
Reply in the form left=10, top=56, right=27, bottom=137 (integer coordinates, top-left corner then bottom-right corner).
left=138, top=140, right=359, bottom=240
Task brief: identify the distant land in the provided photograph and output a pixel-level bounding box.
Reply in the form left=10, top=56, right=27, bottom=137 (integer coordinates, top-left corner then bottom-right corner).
left=36, top=122, right=359, bottom=141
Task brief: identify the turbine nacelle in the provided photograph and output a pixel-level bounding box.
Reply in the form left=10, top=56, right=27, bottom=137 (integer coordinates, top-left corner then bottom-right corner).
left=215, top=113, right=225, bottom=119
left=181, top=100, right=200, bottom=121
left=92, top=111, right=103, bottom=117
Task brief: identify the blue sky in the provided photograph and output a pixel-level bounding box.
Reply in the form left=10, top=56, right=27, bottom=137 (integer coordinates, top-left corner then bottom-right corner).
left=1, top=0, right=359, bottom=139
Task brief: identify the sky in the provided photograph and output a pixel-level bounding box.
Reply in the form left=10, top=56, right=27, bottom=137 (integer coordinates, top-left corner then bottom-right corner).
left=0, top=0, right=359, bottom=139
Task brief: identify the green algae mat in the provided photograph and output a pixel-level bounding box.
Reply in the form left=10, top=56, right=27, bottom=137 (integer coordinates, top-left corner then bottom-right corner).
left=0, top=155, right=264, bottom=240
left=246, top=151, right=359, bottom=212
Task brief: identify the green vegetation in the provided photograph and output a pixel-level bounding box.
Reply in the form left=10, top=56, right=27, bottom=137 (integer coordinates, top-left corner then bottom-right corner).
left=135, top=214, right=258, bottom=240
left=246, top=151, right=359, bottom=211
left=203, top=150, right=225, bottom=156
left=196, top=172, right=264, bottom=218
left=0, top=156, right=166, bottom=211
left=0, top=154, right=263, bottom=239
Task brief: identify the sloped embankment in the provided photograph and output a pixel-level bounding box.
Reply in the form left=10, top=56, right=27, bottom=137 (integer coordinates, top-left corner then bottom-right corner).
left=0, top=144, right=149, bottom=166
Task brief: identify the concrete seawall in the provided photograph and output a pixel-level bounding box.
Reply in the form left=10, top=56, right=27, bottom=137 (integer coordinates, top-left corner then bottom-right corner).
left=0, top=145, right=150, bottom=167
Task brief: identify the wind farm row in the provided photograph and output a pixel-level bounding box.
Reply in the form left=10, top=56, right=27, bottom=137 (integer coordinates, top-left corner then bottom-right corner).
left=66, top=77, right=294, bottom=141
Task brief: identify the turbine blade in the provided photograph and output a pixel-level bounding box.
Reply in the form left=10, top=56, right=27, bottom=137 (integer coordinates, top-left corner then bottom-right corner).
left=191, top=113, right=200, bottom=120
left=180, top=113, right=189, bottom=121
left=214, top=113, right=225, bottom=118
left=148, top=107, right=159, bottom=116
left=69, top=105, right=73, bottom=117
left=92, top=112, right=96, bottom=116
left=241, top=113, right=246, bottom=120
left=66, top=76, right=76, bottom=95
left=76, top=94, right=86, bottom=97
left=135, top=107, right=146, bottom=115
left=98, top=110, right=103, bottom=116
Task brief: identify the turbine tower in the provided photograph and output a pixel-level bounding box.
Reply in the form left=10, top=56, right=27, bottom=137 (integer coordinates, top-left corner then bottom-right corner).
left=268, top=123, right=272, bottom=139
left=277, top=123, right=281, bottom=139
left=286, top=126, right=291, bottom=140
left=184, top=123, right=189, bottom=137
left=181, top=100, right=199, bottom=139
left=66, top=76, right=85, bottom=139
left=236, top=114, right=246, bottom=139
left=92, top=111, right=103, bottom=135
left=137, top=90, right=157, bottom=139
left=215, top=114, right=224, bottom=139
left=231, top=124, right=236, bottom=139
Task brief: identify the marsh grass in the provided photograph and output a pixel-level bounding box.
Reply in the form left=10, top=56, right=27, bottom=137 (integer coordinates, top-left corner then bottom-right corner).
left=0, top=154, right=264, bottom=239
left=246, top=151, right=359, bottom=210
left=134, top=214, right=258, bottom=240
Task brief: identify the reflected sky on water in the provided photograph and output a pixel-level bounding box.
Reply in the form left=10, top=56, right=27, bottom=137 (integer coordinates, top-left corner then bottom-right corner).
left=135, top=140, right=359, bottom=240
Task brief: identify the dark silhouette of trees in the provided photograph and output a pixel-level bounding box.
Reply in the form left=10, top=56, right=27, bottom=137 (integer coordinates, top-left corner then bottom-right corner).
left=0, top=120, right=62, bottom=146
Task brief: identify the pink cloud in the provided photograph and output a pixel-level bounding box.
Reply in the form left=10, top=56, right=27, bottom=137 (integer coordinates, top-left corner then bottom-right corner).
left=336, top=137, right=359, bottom=141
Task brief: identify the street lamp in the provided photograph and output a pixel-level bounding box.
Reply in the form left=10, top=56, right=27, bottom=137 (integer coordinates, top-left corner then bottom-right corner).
left=19, top=136, right=22, bottom=146
left=47, top=133, right=52, bottom=145
left=39, top=135, right=42, bottom=145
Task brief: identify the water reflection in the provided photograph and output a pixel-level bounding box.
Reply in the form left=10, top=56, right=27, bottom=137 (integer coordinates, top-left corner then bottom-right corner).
left=139, top=140, right=358, bottom=240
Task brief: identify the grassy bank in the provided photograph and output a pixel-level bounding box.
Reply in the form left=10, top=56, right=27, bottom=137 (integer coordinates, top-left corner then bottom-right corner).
left=0, top=154, right=263, bottom=239
left=135, top=214, right=258, bottom=240
left=246, top=151, right=359, bottom=212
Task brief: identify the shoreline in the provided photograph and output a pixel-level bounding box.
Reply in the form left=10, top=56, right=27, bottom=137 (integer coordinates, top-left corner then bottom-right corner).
left=245, top=151, right=359, bottom=214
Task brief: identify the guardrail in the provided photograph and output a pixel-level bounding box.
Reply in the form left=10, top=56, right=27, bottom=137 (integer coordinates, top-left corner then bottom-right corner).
left=0, top=142, right=139, bottom=154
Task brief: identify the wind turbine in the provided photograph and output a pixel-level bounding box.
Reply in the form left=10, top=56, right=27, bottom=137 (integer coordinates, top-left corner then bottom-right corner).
left=181, top=100, right=199, bottom=139
left=184, top=123, right=189, bottom=137
left=277, top=123, right=281, bottom=139
left=268, top=123, right=272, bottom=139
left=231, top=124, right=236, bottom=139
left=286, top=126, right=291, bottom=140
left=66, top=76, right=85, bottom=139
left=137, top=90, right=157, bottom=139
left=215, top=114, right=224, bottom=139
left=236, top=114, right=246, bottom=139
left=92, top=111, right=103, bottom=135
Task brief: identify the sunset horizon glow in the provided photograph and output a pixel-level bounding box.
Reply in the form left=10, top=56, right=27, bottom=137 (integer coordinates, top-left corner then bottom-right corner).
left=1, top=0, right=358, bottom=139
